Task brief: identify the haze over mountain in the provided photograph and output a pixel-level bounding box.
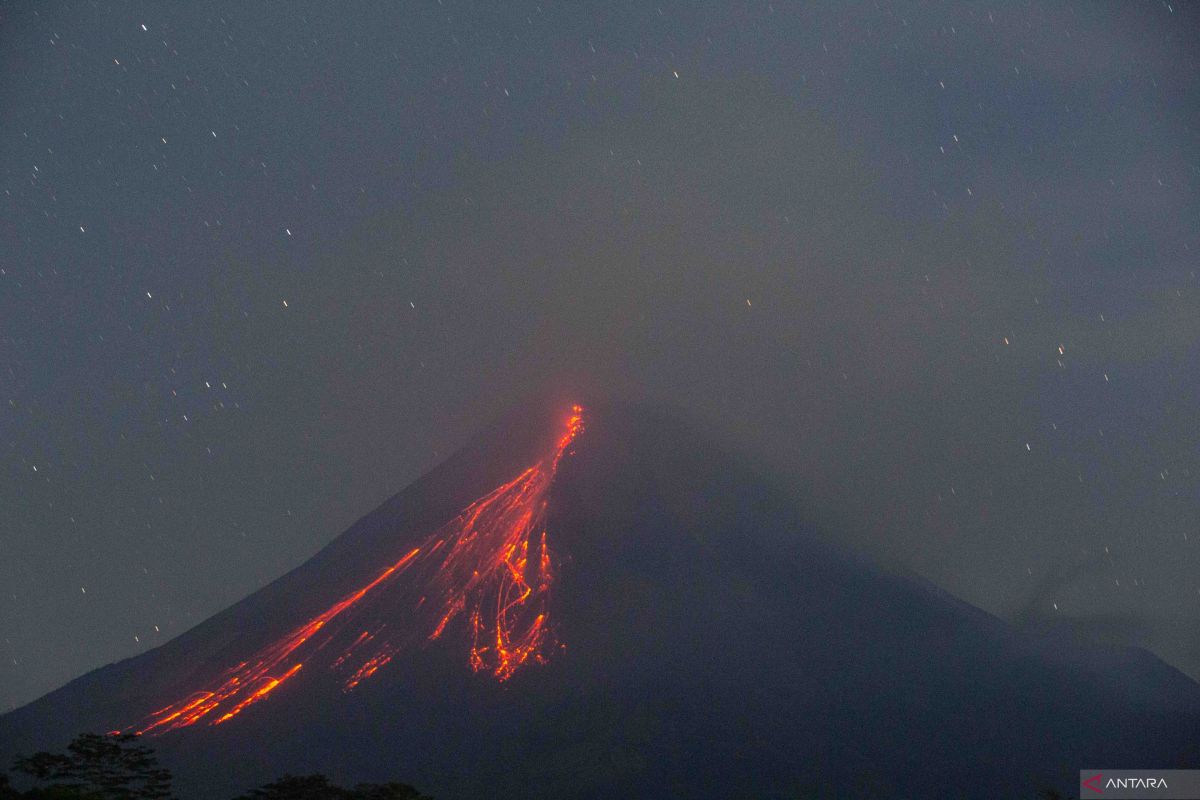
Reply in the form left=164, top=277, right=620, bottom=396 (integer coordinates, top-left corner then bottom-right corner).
left=2, top=400, right=1197, bottom=798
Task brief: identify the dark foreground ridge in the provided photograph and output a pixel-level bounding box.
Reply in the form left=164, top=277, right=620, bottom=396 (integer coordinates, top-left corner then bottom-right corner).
left=2, top=399, right=1198, bottom=799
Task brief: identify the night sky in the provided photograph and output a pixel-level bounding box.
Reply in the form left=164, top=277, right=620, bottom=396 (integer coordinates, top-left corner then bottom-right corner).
left=2, top=2, right=1198, bottom=712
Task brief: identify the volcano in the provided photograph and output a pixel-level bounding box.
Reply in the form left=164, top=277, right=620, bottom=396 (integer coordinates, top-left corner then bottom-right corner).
left=2, top=400, right=1198, bottom=799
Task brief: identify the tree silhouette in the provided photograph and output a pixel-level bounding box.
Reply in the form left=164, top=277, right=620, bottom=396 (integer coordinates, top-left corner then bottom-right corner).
left=233, top=774, right=429, bottom=800
left=5, top=735, right=434, bottom=800
left=234, top=775, right=341, bottom=800
left=11, top=733, right=171, bottom=800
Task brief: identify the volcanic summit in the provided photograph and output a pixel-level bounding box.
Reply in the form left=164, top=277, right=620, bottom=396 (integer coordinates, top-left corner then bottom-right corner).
left=2, top=400, right=1197, bottom=799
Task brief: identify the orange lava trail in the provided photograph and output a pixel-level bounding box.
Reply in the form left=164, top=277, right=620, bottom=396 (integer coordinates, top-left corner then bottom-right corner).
left=126, top=406, right=584, bottom=735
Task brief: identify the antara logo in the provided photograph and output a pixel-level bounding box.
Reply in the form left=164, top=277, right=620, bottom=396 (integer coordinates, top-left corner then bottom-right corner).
left=1084, top=773, right=1172, bottom=793
left=1107, top=778, right=1170, bottom=789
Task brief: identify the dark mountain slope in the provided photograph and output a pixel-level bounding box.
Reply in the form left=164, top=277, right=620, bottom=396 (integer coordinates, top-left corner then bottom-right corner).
left=3, top=400, right=1197, bottom=799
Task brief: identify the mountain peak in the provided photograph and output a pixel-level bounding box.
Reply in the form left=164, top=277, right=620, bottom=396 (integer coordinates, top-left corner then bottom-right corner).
left=3, top=399, right=1198, bottom=800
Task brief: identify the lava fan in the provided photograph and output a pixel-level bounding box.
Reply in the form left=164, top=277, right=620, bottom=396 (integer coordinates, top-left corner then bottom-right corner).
left=123, top=405, right=585, bottom=735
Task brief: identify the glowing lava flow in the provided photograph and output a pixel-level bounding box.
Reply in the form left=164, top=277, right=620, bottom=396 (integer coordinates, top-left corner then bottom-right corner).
left=125, top=406, right=584, bottom=735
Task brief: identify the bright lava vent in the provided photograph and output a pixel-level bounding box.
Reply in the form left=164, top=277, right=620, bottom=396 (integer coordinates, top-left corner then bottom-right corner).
left=123, top=406, right=585, bottom=735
